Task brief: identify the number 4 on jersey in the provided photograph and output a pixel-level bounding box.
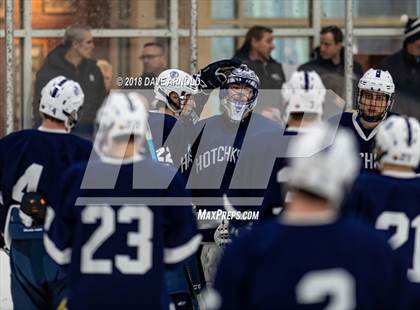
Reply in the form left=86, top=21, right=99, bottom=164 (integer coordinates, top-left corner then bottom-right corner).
left=12, top=164, right=43, bottom=202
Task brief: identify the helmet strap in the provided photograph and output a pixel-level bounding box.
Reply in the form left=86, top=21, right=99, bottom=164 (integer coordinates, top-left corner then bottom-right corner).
left=166, top=95, right=183, bottom=115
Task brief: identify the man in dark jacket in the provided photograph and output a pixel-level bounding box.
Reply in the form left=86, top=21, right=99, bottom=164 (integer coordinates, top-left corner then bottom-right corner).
left=380, top=16, right=420, bottom=120
left=33, top=23, right=106, bottom=138
left=299, top=25, right=363, bottom=104
left=233, top=25, right=286, bottom=123
left=122, top=42, right=168, bottom=107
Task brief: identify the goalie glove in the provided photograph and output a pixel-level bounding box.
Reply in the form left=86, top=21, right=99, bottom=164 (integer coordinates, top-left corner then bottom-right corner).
left=19, top=192, right=48, bottom=227
left=195, top=59, right=242, bottom=93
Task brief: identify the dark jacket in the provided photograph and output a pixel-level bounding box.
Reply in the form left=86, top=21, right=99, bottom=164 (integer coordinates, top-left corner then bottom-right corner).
left=299, top=47, right=363, bottom=107
left=380, top=48, right=420, bottom=119
left=298, top=47, right=364, bottom=81
left=33, top=45, right=106, bottom=137
left=233, top=50, right=286, bottom=90
left=233, top=49, right=286, bottom=112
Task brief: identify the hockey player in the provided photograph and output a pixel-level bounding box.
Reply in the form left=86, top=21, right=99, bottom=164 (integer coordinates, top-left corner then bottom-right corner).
left=0, top=76, right=92, bottom=309
left=261, top=71, right=327, bottom=214
left=186, top=64, right=283, bottom=203
left=44, top=91, right=201, bottom=309
left=150, top=69, right=202, bottom=309
left=147, top=61, right=241, bottom=306
left=212, top=124, right=407, bottom=309
left=337, top=68, right=398, bottom=171
left=183, top=64, right=283, bottom=284
left=347, top=115, right=420, bottom=307
left=282, top=70, right=326, bottom=133
left=148, top=68, right=199, bottom=166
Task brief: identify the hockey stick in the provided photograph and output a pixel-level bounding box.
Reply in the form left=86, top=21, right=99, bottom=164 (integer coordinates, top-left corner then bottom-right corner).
left=146, top=122, right=158, bottom=161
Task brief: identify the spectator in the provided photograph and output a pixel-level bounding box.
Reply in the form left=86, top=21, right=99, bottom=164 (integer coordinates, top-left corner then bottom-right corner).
left=299, top=25, right=364, bottom=101
left=127, top=42, right=168, bottom=105
left=233, top=25, right=286, bottom=123
left=380, top=15, right=420, bottom=119
left=33, top=23, right=106, bottom=137
left=97, top=59, right=113, bottom=94
left=140, top=42, right=168, bottom=79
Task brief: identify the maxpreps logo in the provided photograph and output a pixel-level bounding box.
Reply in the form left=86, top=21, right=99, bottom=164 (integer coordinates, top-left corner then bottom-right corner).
left=197, top=209, right=259, bottom=221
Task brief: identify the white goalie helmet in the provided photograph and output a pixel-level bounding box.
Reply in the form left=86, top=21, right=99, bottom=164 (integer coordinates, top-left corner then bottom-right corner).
left=357, top=68, right=395, bottom=122
left=287, top=123, right=360, bottom=206
left=375, top=115, right=420, bottom=169
left=282, top=71, right=326, bottom=122
left=39, top=76, right=84, bottom=131
left=219, top=64, right=260, bottom=122
left=95, top=91, right=148, bottom=156
left=154, top=69, right=199, bottom=114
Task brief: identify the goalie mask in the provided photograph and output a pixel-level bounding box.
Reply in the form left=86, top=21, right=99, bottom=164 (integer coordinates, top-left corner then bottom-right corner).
left=375, top=115, right=420, bottom=169
left=282, top=71, right=326, bottom=123
left=287, top=124, right=360, bottom=206
left=154, top=69, right=199, bottom=115
left=40, top=76, right=84, bottom=131
left=95, top=91, right=148, bottom=157
left=357, top=69, right=395, bottom=123
left=219, top=65, right=259, bottom=122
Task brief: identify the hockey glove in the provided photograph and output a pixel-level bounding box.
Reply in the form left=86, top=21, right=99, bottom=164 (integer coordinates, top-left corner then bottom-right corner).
left=19, top=192, right=48, bottom=227
left=195, top=59, right=242, bottom=92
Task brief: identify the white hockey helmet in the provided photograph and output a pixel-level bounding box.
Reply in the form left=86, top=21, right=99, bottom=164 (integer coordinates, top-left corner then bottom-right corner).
left=375, top=115, right=420, bottom=169
left=219, top=64, right=260, bottom=122
left=357, top=68, right=395, bottom=122
left=154, top=69, right=199, bottom=114
left=282, top=71, right=326, bottom=123
left=95, top=91, right=148, bottom=156
left=287, top=123, right=360, bottom=206
left=39, top=76, right=84, bottom=131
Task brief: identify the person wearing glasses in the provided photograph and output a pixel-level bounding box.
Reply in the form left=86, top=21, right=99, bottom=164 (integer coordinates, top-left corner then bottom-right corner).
left=140, top=42, right=168, bottom=81
left=125, top=42, right=168, bottom=104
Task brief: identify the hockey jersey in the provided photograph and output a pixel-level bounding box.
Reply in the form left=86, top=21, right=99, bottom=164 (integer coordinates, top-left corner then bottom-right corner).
left=337, top=111, right=397, bottom=172
left=44, top=156, right=201, bottom=309
left=259, top=128, right=299, bottom=215
left=214, top=217, right=408, bottom=309
left=147, top=111, right=191, bottom=168
left=0, top=128, right=92, bottom=234
left=348, top=172, right=420, bottom=307
left=183, top=112, right=283, bottom=210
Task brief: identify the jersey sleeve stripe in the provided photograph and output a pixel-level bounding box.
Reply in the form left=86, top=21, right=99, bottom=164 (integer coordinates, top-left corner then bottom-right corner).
left=164, top=234, right=202, bottom=264
left=43, top=207, right=72, bottom=265
left=43, top=233, right=72, bottom=265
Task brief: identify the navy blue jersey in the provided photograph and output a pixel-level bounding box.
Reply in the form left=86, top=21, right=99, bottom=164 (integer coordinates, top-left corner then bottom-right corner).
left=44, top=157, right=201, bottom=309
left=214, top=217, right=407, bottom=309
left=337, top=111, right=397, bottom=172
left=147, top=112, right=189, bottom=167
left=259, top=128, right=299, bottom=215
left=184, top=113, right=283, bottom=210
left=348, top=173, right=420, bottom=305
left=0, top=129, right=92, bottom=233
